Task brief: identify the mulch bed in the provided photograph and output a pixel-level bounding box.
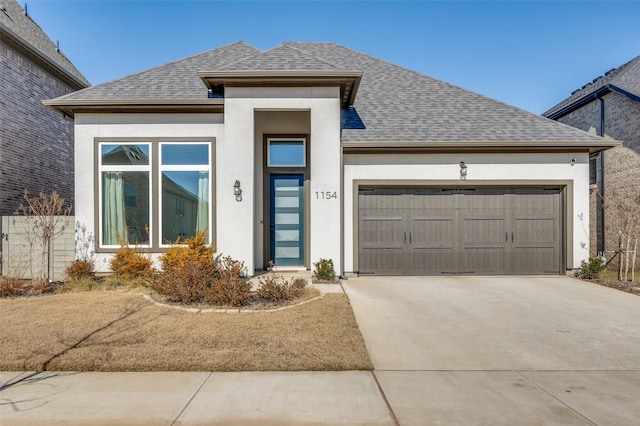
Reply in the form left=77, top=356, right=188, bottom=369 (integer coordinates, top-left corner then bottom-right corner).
left=587, top=278, right=640, bottom=295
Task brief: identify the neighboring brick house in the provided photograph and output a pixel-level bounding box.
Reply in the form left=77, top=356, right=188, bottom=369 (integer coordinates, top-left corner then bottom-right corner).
left=0, top=0, right=89, bottom=217
left=544, top=56, right=640, bottom=259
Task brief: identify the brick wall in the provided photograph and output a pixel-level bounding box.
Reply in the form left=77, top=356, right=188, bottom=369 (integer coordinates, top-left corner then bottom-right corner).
left=557, top=92, right=640, bottom=259
left=0, top=42, right=77, bottom=217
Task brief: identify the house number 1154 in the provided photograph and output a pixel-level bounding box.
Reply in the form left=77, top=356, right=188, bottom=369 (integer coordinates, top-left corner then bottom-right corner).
left=315, top=191, right=337, bottom=200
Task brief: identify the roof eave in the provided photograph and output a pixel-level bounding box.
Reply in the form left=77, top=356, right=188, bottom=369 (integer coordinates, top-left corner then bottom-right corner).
left=42, top=99, right=225, bottom=117
left=0, top=24, right=89, bottom=90
left=545, top=83, right=640, bottom=120
left=341, top=140, right=620, bottom=154
left=198, top=70, right=363, bottom=107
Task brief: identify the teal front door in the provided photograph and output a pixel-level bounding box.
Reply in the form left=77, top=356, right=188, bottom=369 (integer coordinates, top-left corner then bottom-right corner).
left=269, top=174, right=304, bottom=266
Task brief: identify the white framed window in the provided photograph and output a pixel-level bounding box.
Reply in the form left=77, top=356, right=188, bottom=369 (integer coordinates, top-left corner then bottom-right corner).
left=159, top=142, right=212, bottom=246
left=98, top=143, right=152, bottom=247
left=97, top=139, right=214, bottom=250
left=267, top=138, right=306, bottom=167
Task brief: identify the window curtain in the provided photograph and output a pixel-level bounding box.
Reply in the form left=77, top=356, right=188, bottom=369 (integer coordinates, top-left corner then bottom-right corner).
left=103, top=171, right=126, bottom=244
left=196, top=171, right=209, bottom=233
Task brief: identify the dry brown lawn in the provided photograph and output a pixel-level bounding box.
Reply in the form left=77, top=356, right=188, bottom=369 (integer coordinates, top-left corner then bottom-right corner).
left=0, top=291, right=372, bottom=372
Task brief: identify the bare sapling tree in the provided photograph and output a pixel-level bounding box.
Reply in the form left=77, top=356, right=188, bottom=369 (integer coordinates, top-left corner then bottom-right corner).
left=15, top=190, right=72, bottom=281
left=603, top=190, right=640, bottom=281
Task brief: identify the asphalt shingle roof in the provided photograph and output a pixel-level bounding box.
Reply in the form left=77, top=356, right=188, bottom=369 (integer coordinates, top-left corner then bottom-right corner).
left=51, top=41, right=605, bottom=143
left=57, top=42, right=260, bottom=100
left=544, top=55, right=640, bottom=117
left=0, top=0, right=89, bottom=87
left=221, top=45, right=338, bottom=71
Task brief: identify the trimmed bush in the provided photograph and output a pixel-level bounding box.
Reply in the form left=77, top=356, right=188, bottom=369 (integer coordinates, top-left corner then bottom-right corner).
left=576, top=257, right=605, bottom=279
left=66, top=259, right=94, bottom=279
left=313, top=258, right=337, bottom=281
left=257, top=273, right=306, bottom=302
left=205, top=256, right=251, bottom=306
left=153, top=232, right=217, bottom=304
left=110, top=245, right=155, bottom=279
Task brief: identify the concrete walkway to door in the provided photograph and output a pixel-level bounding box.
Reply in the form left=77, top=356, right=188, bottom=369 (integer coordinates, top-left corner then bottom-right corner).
left=343, top=276, right=640, bottom=425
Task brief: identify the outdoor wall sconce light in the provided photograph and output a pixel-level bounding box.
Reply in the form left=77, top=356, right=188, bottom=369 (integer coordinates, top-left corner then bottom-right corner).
left=459, top=162, right=468, bottom=180
left=233, top=180, right=242, bottom=201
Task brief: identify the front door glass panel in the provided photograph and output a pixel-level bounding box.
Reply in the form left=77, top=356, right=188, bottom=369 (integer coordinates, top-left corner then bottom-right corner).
left=270, top=174, right=304, bottom=266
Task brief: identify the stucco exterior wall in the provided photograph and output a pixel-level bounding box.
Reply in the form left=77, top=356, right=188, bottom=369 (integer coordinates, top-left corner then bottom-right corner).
left=74, top=113, right=224, bottom=273
left=343, top=152, right=591, bottom=274
left=254, top=111, right=310, bottom=269
left=0, top=41, right=77, bottom=216
left=556, top=92, right=640, bottom=258
left=224, top=87, right=342, bottom=274
left=75, top=87, right=342, bottom=276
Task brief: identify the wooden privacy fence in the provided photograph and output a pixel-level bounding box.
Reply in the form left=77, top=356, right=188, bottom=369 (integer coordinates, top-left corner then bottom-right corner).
left=1, top=215, right=75, bottom=282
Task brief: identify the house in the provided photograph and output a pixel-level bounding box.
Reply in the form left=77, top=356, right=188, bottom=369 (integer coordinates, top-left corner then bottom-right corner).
left=0, top=0, right=89, bottom=258
left=44, top=42, right=617, bottom=276
left=543, top=56, right=640, bottom=259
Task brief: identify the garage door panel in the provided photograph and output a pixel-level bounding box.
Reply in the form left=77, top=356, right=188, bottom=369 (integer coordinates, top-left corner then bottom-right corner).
left=359, top=248, right=405, bottom=275
left=463, top=218, right=505, bottom=245
left=412, top=216, right=455, bottom=248
left=412, top=249, right=457, bottom=274
left=515, top=218, right=556, bottom=243
left=514, top=247, right=559, bottom=274
left=463, top=248, right=505, bottom=274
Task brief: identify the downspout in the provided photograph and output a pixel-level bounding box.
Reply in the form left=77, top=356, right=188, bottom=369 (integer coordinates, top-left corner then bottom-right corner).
left=598, top=96, right=606, bottom=255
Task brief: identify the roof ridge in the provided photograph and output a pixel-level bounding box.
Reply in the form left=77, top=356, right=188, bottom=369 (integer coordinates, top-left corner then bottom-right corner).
left=280, top=42, right=343, bottom=70
left=219, top=42, right=339, bottom=71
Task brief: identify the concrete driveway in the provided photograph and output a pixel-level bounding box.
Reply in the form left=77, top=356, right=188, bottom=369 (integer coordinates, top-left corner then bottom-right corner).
left=343, top=276, right=640, bottom=426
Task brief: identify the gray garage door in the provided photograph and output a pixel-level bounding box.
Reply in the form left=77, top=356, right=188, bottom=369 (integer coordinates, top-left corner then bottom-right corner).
left=358, top=188, right=562, bottom=275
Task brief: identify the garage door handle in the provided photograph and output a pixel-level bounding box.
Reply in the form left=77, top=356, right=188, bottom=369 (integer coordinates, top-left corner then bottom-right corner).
left=505, top=232, right=508, bottom=243
left=409, top=232, right=412, bottom=244
left=404, top=232, right=407, bottom=244
left=511, top=232, right=514, bottom=243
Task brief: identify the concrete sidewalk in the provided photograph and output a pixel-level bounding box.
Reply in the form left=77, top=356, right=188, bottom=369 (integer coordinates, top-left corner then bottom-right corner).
left=0, top=370, right=395, bottom=425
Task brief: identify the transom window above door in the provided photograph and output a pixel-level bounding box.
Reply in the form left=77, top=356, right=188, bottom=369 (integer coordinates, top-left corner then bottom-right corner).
left=267, top=138, right=306, bottom=167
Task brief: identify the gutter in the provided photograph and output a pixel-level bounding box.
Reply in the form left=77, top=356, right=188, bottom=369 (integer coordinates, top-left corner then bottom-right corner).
left=598, top=97, right=606, bottom=254
left=341, top=140, right=619, bottom=154
left=42, top=98, right=225, bottom=117
left=546, top=84, right=640, bottom=120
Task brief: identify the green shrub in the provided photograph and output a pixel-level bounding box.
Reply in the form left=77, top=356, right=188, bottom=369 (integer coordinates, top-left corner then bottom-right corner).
left=576, top=257, right=605, bottom=279
left=256, top=273, right=306, bottom=302
left=66, top=259, right=94, bottom=279
left=204, top=256, right=251, bottom=306
left=110, top=245, right=155, bottom=279
left=313, top=258, right=337, bottom=281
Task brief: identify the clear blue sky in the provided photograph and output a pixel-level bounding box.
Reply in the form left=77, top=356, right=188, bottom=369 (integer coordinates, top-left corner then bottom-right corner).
left=27, top=0, right=640, bottom=114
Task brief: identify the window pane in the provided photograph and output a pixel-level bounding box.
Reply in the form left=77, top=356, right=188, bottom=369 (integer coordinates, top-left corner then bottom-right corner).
left=162, top=144, right=209, bottom=165
left=101, top=144, right=149, bottom=165
left=102, top=171, right=149, bottom=245
left=162, top=171, right=209, bottom=243
left=269, top=140, right=305, bottom=166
